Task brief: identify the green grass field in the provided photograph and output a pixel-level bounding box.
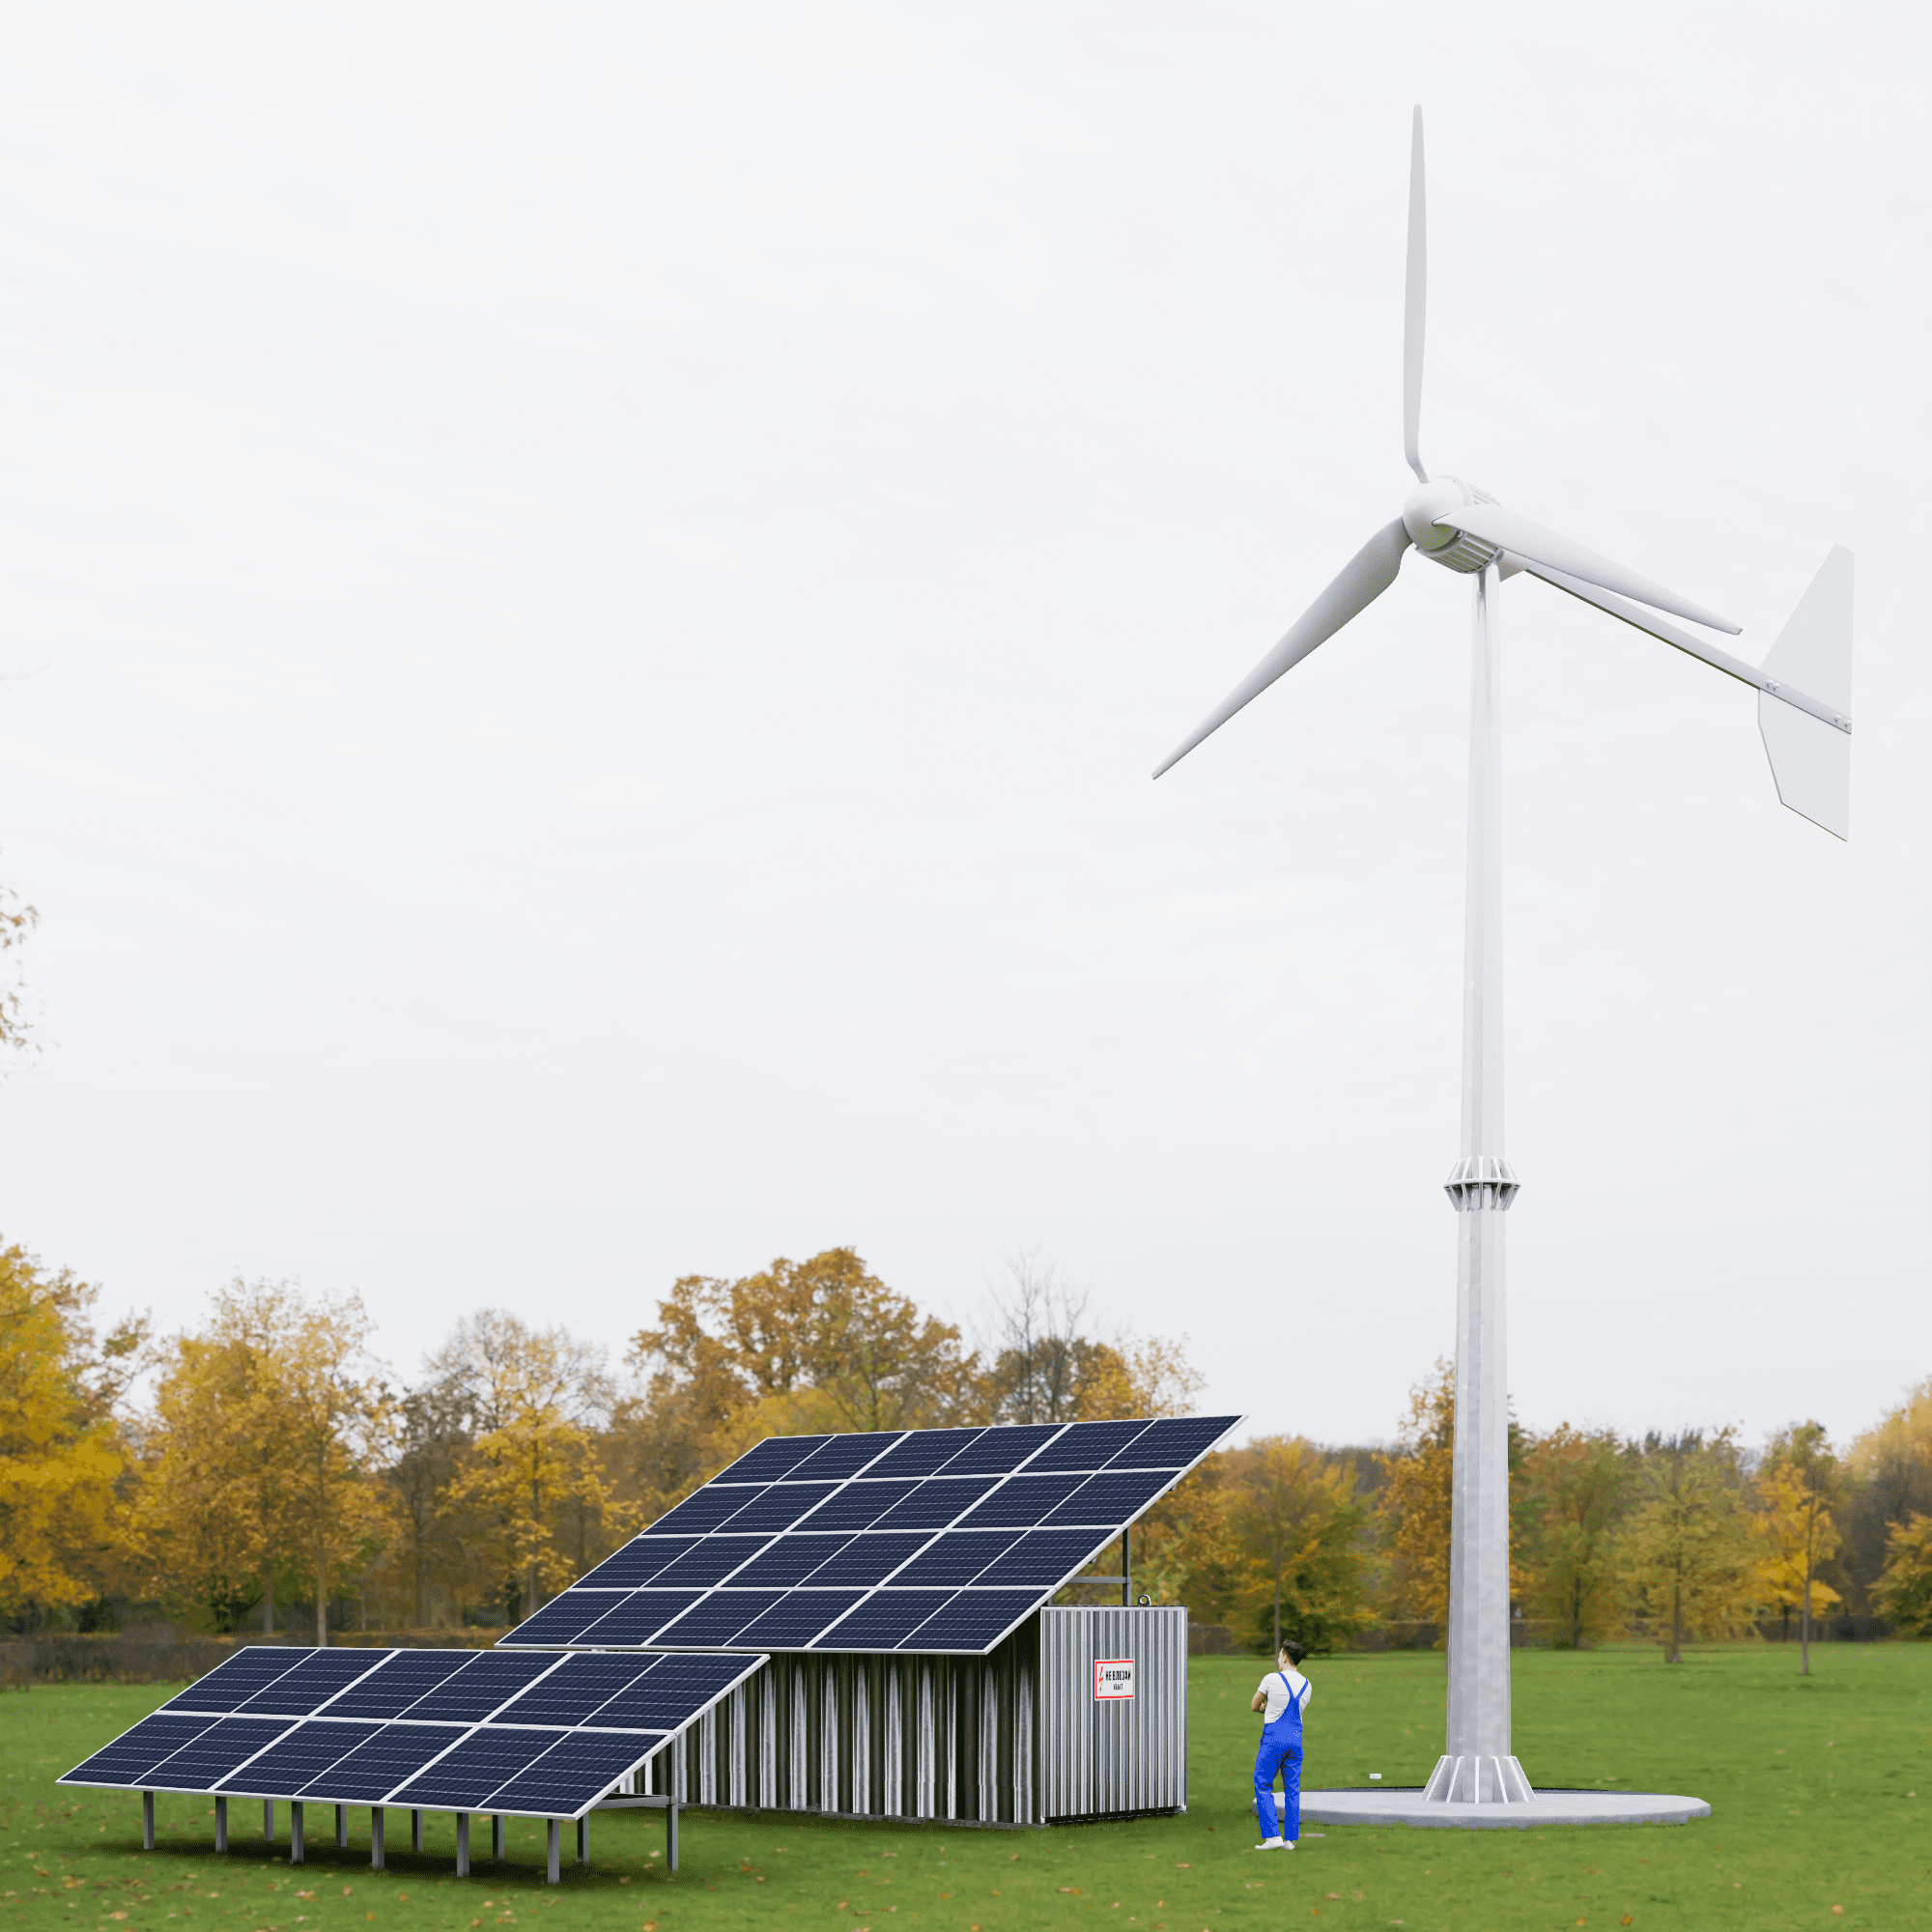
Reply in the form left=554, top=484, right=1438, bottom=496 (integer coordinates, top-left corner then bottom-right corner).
left=3, top=1646, right=1925, bottom=1932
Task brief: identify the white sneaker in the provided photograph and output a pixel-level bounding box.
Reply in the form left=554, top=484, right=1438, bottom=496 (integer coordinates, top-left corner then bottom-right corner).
left=1254, top=1836, right=1285, bottom=1850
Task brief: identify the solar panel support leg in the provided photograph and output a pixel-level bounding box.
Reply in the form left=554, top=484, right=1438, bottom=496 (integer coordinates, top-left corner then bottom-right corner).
left=575, top=1816, right=587, bottom=1865
left=290, top=1804, right=304, bottom=1865
left=412, top=1809, right=423, bottom=1854
left=371, top=1809, right=385, bottom=1870
left=455, top=1814, right=469, bottom=1878
left=491, top=1815, right=504, bottom=1861
left=668, top=1802, right=679, bottom=1875
left=335, top=1805, right=347, bottom=1849
left=142, top=1793, right=155, bottom=1852
left=546, top=1821, right=559, bottom=1887
left=213, top=1797, right=227, bottom=1854
left=263, top=1801, right=274, bottom=1844
left=1122, top=1525, right=1131, bottom=1606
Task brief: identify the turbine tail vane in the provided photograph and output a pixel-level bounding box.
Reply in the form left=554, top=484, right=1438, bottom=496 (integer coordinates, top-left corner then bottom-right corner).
left=1756, top=547, right=1853, bottom=838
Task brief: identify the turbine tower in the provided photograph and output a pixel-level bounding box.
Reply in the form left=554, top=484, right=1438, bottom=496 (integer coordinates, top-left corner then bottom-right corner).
left=1156, top=110, right=1851, bottom=1815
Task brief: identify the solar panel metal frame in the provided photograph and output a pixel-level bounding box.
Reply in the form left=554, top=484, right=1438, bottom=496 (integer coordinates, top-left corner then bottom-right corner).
left=499, top=1412, right=1242, bottom=1659
left=57, top=1646, right=769, bottom=1823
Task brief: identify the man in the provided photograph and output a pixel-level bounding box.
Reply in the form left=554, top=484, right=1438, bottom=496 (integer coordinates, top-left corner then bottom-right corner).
left=1251, top=1639, right=1310, bottom=1849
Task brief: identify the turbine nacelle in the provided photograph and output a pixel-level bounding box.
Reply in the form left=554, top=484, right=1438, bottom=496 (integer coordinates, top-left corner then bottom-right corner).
left=1402, top=476, right=1505, bottom=574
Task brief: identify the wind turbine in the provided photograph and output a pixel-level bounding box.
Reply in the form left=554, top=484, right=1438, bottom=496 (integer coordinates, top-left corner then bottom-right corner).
left=1156, top=110, right=1851, bottom=1815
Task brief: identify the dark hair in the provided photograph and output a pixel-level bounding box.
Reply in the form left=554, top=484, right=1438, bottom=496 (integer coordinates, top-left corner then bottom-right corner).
left=1279, top=1640, right=1307, bottom=1666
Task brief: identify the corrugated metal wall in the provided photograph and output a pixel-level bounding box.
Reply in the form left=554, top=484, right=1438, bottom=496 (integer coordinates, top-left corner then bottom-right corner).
left=616, top=1605, right=1187, bottom=1828
left=1038, top=1606, right=1187, bottom=1822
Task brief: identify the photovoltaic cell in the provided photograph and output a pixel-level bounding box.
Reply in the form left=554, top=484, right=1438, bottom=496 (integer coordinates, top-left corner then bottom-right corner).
left=483, top=1731, right=663, bottom=1819
left=859, top=1428, right=983, bottom=1480
left=810, top=1590, right=952, bottom=1649
left=215, top=1720, right=384, bottom=1796
left=1107, top=1415, right=1240, bottom=1468
left=297, top=1723, right=464, bottom=1804
left=61, top=1714, right=216, bottom=1787
left=647, top=1484, right=767, bottom=1534
left=711, top=1436, right=829, bottom=1483
left=1022, top=1420, right=1151, bottom=1473
left=801, top=1532, right=931, bottom=1586
left=584, top=1656, right=750, bottom=1730
left=973, top=1529, right=1113, bottom=1587
left=781, top=1432, right=903, bottom=1481
left=145, top=1719, right=295, bottom=1790
left=792, top=1480, right=917, bottom=1531
left=492, top=1657, right=658, bottom=1729
left=162, top=1648, right=306, bottom=1714
left=496, top=1593, right=621, bottom=1647
left=868, top=1477, right=999, bottom=1530
left=233, top=1651, right=384, bottom=1715
left=388, top=1727, right=566, bottom=1811
left=887, top=1530, right=1020, bottom=1588
left=725, top=1534, right=852, bottom=1586
left=955, top=1474, right=1086, bottom=1527
left=899, top=1590, right=1041, bottom=1652
left=639, top=1536, right=770, bottom=1587
left=714, top=1483, right=840, bottom=1534
left=650, top=1590, right=782, bottom=1647
left=934, top=1423, right=1061, bottom=1475
left=1045, top=1470, right=1173, bottom=1524
left=400, top=1651, right=561, bottom=1722
left=728, top=1589, right=867, bottom=1647
left=575, top=1537, right=699, bottom=1587
left=573, top=1590, right=703, bottom=1645
left=316, top=1650, right=472, bottom=1719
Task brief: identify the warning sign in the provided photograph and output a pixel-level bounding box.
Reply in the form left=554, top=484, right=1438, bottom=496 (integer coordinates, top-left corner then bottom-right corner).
left=1093, top=1658, right=1136, bottom=1701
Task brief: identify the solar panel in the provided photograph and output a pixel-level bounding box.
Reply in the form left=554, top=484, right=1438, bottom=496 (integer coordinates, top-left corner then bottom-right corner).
left=781, top=1431, right=903, bottom=1480
left=898, top=1589, right=1041, bottom=1651
left=492, top=1656, right=658, bottom=1728
left=315, top=1649, right=473, bottom=1718
left=144, top=1718, right=295, bottom=1792
left=495, top=1413, right=1241, bottom=1657
left=62, top=1714, right=217, bottom=1786
left=810, top=1589, right=952, bottom=1648
left=297, top=1722, right=464, bottom=1803
left=887, top=1530, right=1021, bottom=1588
left=398, top=1651, right=561, bottom=1722
left=482, top=1730, right=663, bottom=1818
left=642, top=1535, right=771, bottom=1586
left=576, top=1536, right=699, bottom=1586
left=60, top=1648, right=769, bottom=1825
left=215, top=1719, right=384, bottom=1797
left=161, top=1648, right=306, bottom=1713
left=232, top=1651, right=384, bottom=1715
left=388, top=1727, right=567, bottom=1811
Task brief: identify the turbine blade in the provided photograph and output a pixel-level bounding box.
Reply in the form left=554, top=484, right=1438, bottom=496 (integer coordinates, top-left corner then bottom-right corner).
left=1444, top=502, right=1741, bottom=635
left=1404, top=107, right=1428, bottom=484
left=1153, top=521, right=1411, bottom=779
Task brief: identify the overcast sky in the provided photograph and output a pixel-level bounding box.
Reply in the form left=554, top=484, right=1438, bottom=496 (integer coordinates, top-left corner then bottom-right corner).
left=1, top=1, right=1925, bottom=1453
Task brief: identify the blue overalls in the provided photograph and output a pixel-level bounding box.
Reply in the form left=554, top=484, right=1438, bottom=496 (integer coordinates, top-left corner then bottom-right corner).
left=1253, top=1669, right=1305, bottom=1842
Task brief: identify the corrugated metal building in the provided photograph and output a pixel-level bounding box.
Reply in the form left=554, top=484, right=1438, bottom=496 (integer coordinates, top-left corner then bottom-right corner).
left=622, top=1605, right=1186, bottom=1828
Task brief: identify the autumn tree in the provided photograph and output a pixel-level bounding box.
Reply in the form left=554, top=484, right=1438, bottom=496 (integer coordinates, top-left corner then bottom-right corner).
left=0, top=1243, right=145, bottom=1622
left=1519, top=1425, right=1630, bottom=1649
left=1231, top=1435, right=1371, bottom=1653
left=1845, top=1378, right=1932, bottom=1610
left=1623, top=1430, right=1760, bottom=1662
left=435, top=1312, right=621, bottom=1620
left=1872, top=1513, right=1932, bottom=1637
left=1755, top=1423, right=1843, bottom=1666
left=384, top=1379, right=475, bottom=1627
left=1377, top=1361, right=1455, bottom=1633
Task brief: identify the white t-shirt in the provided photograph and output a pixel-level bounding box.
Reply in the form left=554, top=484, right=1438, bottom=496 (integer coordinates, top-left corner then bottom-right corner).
left=1258, top=1668, right=1311, bottom=1724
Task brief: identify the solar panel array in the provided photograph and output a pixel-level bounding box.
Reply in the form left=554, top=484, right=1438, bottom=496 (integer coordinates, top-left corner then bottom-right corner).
left=58, top=1644, right=762, bottom=1822
left=503, top=1413, right=1239, bottom=1657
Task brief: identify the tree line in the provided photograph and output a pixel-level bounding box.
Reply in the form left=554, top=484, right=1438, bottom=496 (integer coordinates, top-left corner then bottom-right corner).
left=3, top=1238, right=1927, bottom=1657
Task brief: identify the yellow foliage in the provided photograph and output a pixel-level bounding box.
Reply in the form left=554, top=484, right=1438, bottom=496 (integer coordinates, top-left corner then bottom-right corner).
left=1753, top=1457, right=1842, bottom=1622
left=0, top=1243, right=140, bottom=1613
